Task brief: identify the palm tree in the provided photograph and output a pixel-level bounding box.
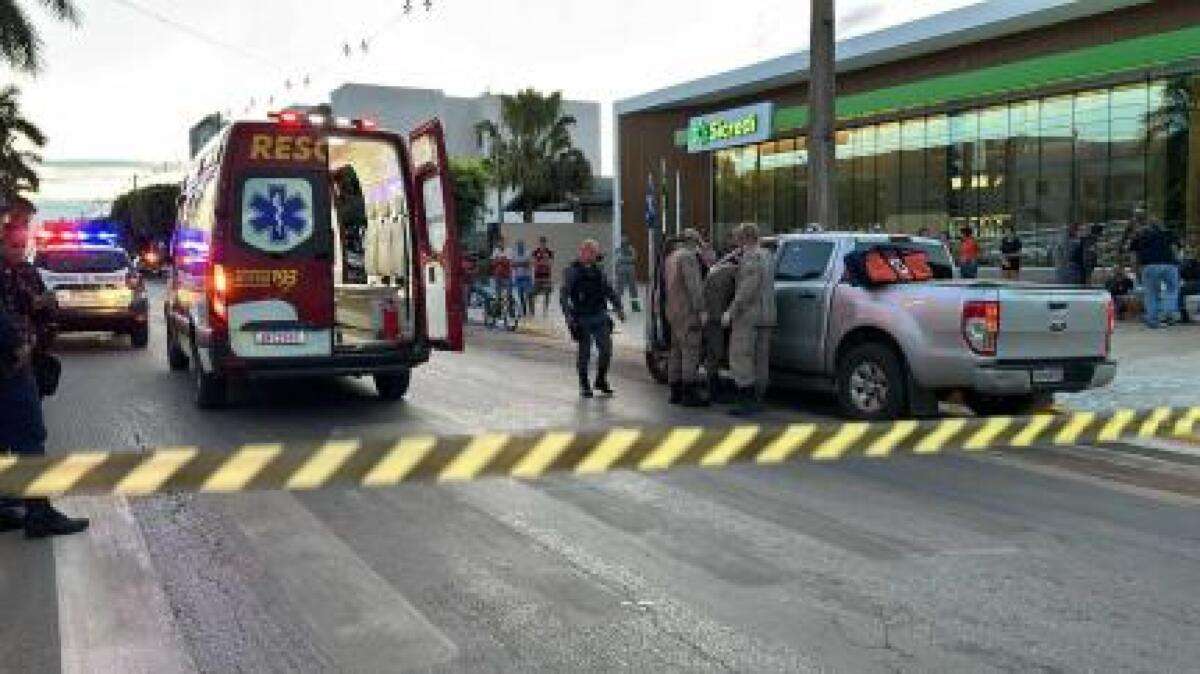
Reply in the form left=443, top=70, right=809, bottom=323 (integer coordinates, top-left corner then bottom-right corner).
left=475, top=89, right=593, bottom=223
left=0, top=85, right=46, bottom=200
left=0, top=0, right=79, bottom=72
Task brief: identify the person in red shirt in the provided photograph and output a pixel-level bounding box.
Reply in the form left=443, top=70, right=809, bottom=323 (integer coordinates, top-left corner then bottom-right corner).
left=490, top=237, right=514, bottom=315
left=531, top=236, right=555, bottom=316
left=958, top=226, right=980, bottom=279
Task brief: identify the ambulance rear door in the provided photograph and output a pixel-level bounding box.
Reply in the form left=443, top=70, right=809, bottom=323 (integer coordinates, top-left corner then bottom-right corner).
left=409, top=119, right=464, bottom=352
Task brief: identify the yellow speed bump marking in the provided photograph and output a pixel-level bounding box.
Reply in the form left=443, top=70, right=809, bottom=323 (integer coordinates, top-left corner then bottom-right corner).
left=700, top=426, right=759, bottom=467
left=866, top=420, right=918, bottom=457
left=756, top=424, right=817, bottom=464
left=286, top=440, right=360, bottom=490
left=1098, top=408, right=1136, bottom=443
left=25, top=451, right=109, bottom=496
left=1138, top=407, right=1172, bottom=440
left=576, top=429, right=640, bottom=474
left=915, top=418, right=967, bottom=454
left=1054, top=412, right=1096, bottom=445
left=439, top=433, right=510, bottom=482
left=362, top=436, right=436, bottom=487
left=812, top=422, right=869, bottom=461
left=1012, top=414, right=1055, bottom=447
left=1171, top=408, right=1200, bottom=438
left=115, top=448, right=199, bottom=496
left=963, top=416, right=1012, bottom=451
left=639, top=427, right=703, bottom=471
left=511, top=431, right=575, bottom=479
left=202, top=444, right=283, bottom=493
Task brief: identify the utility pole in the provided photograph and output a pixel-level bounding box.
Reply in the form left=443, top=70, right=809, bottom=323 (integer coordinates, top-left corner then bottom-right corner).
left=808, top=0, right=837, bottom=229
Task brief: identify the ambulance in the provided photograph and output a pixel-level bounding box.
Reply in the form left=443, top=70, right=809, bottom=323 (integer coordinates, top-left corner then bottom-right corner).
left=165, top=112, right=464, bottom=407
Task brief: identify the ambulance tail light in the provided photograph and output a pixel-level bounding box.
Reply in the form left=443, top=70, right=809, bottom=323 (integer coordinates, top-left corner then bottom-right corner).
left=354, top=118, right=378, bottom=131
left=270, top=110, right=304, bottom=127
left=209, top=264, right=229, bottom=324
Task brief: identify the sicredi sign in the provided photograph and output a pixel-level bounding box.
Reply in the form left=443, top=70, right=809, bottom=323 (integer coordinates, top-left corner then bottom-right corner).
left=687, top=103, right=773, bottom=153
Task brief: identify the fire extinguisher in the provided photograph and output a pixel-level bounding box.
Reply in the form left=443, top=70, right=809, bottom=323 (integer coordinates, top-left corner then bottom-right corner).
left=381, top=297, right=399, bottom=340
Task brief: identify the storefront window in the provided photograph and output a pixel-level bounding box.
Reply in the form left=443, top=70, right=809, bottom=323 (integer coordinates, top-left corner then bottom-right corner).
left=708, top=76, right=1200, bottom=262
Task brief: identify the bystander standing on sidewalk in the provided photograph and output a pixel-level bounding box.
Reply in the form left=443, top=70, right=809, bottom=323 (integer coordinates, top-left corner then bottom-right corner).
left=1079, top=224, right=1101, bottom=286
left=1130, top=219, right=1181, bottom=328
left=1055, top=223, right=1084, bottom=285
left=531, top=236, right=554, bottom=316
left=614, top=235, right=639, bottom=311
left=1105, top=265, right=1137, bottom=321
left=1, top=198, right=89, bottom=538
left=511, top=239, right=534, bottom=317
left=491, top=236, right=514, bottom=310
left=957, top=226, right=980, bottom=279
left=1000, top=225, right=1022, bottom=280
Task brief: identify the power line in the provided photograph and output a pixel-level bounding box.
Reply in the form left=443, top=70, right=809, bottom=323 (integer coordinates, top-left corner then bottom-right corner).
left=103, top=0, right=276, bottom=68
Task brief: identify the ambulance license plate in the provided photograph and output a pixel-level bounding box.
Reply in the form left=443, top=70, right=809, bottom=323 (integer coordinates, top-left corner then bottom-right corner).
left=255, top=330, right=306, bottom=346
left=1031, top=367, right=1064, bottom=384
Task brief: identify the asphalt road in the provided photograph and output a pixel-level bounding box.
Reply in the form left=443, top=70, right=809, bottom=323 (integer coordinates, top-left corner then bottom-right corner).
left=3, top=282, right=1200, bottom=673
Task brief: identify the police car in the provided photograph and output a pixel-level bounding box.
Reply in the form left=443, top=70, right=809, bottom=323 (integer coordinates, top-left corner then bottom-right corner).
left=32, top=221, right=149, bottom=348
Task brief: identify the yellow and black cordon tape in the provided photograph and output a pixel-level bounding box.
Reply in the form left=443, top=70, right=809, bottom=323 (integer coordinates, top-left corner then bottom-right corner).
left=2, top=407, right=1197, bottom=498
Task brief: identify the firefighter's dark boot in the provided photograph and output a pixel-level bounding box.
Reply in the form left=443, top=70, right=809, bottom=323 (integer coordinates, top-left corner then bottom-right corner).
left=24, top=499, right=89, bottom=539
left=728, top=387, right=761, bottom=417
left=681, top=383, right=710, bottom=408
left=579, top=371, right=594, bottom=399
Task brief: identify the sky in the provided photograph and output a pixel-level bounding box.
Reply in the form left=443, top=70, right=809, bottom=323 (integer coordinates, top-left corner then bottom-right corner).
left=6, top=0, right=979, bottom=188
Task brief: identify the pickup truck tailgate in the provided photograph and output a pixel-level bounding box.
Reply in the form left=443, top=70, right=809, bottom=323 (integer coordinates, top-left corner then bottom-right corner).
left=996, top=287, right=1109, bottom=360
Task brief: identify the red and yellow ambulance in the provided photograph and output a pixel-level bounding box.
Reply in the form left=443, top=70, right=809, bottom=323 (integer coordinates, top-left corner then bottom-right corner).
left=165, top=112, right=463, bottom=407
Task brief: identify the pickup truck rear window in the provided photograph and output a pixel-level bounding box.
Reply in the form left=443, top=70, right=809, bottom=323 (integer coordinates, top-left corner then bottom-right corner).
left=853, top=241, right=955, bottom=279
left=777, top=241, right=834, bottom=281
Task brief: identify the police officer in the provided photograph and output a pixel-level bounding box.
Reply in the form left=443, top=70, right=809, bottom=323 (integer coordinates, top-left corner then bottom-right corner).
left=561, top=239, right=625, bottom=398
left=1, top=198, right=89, bottom=538
left=664, top=229, right=707, bottom=407
left=722, top=223, right=776, bottom=416
left=614, top=235, right=639, bottom=310
left=702, top=248, right=740, bottom=404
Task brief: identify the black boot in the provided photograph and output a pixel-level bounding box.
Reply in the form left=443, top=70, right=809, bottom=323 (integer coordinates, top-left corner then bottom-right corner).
left=681, top=383, right=711, bottom=408
left=24, top=499, right=89, bottom=539
left=0, top=504, right=23, bottom=533
left=728, top=387, right=761, bottom=417
left=669, top=383, right=683, bottom=404
left=594, top=364, right=613, bottom=397
left=579, top=372, right=594, bottom=399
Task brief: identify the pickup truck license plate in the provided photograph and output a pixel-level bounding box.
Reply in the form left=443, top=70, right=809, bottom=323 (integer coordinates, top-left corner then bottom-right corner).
left=255, top=330, right=306, bottom=346
left=1032, top=367, right=1064, bottom=384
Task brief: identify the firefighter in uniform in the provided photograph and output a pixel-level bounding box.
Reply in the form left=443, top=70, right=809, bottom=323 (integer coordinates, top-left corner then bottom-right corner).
left=722, top=223, right=776, bottom=416
left=702, top=249, right=740, bottom=403
left=664, top=229, right=707, bottom=407
left=561, top=239, right=625, bottom=398
left=0, top=197, right=89, bottom=537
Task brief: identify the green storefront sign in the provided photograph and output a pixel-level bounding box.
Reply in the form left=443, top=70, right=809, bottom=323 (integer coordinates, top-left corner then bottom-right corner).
left=687, top=102, right=773, bottom=153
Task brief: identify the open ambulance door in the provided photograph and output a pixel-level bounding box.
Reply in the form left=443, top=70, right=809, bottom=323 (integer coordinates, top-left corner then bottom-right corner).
left=409, top=119, right=464, bottom=351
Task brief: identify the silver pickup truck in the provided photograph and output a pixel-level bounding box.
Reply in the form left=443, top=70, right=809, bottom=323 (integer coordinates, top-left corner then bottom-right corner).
left=647, top=232, right=1116, bottom=420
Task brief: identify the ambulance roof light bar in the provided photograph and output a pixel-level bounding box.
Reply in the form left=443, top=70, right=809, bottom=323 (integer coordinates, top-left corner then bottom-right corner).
left=267, top=111, right=378, bottom=131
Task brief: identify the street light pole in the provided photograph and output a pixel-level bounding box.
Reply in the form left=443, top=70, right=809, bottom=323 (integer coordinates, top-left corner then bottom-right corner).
left=808, top=0, right=837, bottom=229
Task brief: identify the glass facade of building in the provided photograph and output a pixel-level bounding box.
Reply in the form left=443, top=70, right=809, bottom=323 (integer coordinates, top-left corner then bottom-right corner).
left=712, top=76, right=1200, bottom=265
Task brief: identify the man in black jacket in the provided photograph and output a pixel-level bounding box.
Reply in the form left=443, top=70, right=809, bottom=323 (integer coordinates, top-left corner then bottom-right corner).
left=1, top=201, right=89, bottom=538
left=561, top=239, right=625, bottom=398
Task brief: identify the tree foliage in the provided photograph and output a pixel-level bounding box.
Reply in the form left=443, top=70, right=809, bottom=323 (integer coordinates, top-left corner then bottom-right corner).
left=474, top=88, right=593, bottom=222
left=0, top=85, right=44, bottom=201
left=109, top=183, right=180, bottom=249
left=0, top=0, right=79, bottom=73
left=448, top=156, right=489, bottom=245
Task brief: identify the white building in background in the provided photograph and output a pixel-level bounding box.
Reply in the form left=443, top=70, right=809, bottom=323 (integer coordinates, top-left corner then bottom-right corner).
left=329, top=84, right=603, bottom=225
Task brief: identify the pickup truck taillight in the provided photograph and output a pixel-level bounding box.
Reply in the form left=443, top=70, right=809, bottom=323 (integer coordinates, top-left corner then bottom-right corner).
left=963, top=300, right=1000, bottom=356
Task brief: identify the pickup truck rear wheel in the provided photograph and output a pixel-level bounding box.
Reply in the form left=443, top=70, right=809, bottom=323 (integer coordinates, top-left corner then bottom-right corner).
left=836, top=342, right=907, bottom=420
left=965, top=392, right=1055, bottom=417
